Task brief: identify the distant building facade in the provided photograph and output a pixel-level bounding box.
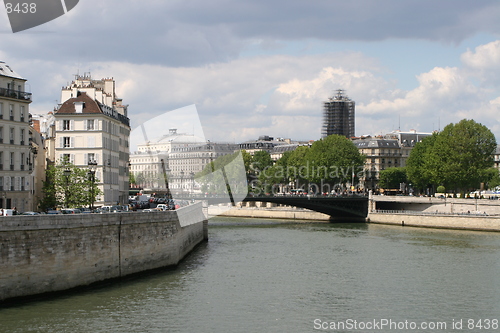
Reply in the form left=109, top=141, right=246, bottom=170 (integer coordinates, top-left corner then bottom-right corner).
left=0, top=60, right=38, bottom=212
left=239, top=135, right=293, bottom=156
left=353, top=130, right=432, bottom=190
left=52, top=74, right=130, bottom=206
left=322, top=89, right=355, bottom=138
left=130, top=128, right=238, bottom=194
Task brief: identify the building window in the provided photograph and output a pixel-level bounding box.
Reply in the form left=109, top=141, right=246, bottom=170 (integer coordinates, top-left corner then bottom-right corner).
left=9, top=104, right=14, bottom=121
left=20, top=106, right=25, bottom=122
left=0, top=152, right=3, bottom=170
left=0, top=176, right=3, bottom=191
left=20, top=128, right=24, bottom=145
left=87, top=119, right=95, bottom=130
left=87, top=153, right=96, bottom=164
left=63, top=137, right=71, bottom=148
left=20, top=153, right=25, bottom=170
left=9, top=127, right=14, bottom=144
left=10, top=176, right=14, bottom=191
left=62, top=154, right=71, bottom=163
left=0, top=102, right=3, bottom=119
left=63, top=120, right=70, bottom=131
left=0, top=126, right=3, bottom=143
left=21, top=177, right=25, bottom=191
left=10, top=152, right=14, bottom=170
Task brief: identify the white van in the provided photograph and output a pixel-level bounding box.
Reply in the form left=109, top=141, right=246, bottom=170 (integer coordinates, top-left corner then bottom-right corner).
left=2, top=209, right=14, bottom=216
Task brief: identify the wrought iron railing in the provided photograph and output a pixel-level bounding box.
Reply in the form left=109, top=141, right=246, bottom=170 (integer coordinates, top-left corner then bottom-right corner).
left=0, top=87, right=32, bottom=101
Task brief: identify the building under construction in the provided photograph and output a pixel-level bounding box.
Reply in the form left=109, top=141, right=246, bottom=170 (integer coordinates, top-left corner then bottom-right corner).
left=322, top=89, right=355, bottom=138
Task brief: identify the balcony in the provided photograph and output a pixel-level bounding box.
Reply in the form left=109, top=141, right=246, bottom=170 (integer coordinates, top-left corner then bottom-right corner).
left=0, top=87, right=32, bottom=102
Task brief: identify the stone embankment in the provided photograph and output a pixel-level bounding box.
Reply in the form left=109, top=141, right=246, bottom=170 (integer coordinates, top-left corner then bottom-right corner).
left=212, top=197, right=500, bottom=232
left=0, top=203, right=207, bottom=302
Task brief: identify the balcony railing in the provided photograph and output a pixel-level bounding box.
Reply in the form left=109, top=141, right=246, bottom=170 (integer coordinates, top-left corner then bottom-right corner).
left=0, top=87, right=32, bottom=101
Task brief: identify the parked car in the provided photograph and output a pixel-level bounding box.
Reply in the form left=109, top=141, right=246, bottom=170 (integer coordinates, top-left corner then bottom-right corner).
left=21, top=211, right=40, bottom=215
left=61, top=208, right=81, bottom=214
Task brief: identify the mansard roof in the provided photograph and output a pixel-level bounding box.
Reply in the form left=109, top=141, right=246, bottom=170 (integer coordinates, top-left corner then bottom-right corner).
left=55, top=92, right=102, bottom=114
left=0, top=61, right=26, bottom=80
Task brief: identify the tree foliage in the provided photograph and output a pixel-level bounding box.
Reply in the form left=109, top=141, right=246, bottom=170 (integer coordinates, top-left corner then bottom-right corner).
left=407, top=119, right=496, bottom=193
left=379, top=167, right=408, bottom=189
left=40, top=160, right=102, bottom=210
left=195, top=151, right=247, bottom=196
left=303, top=135, right=365, bottom=185
left=406, top=133, right=438, bottom=191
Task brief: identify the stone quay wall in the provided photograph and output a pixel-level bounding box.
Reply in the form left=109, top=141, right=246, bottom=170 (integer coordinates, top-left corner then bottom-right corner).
left=0, top=203, right=207, bottom=302
left=367, top=212, right=500, bottom=232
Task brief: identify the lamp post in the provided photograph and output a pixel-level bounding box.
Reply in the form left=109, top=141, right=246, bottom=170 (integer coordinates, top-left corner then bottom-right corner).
left=190, top=171, right=195, bottom=195
left=88, top=160, right=98, bottom=210
left=63, top=168, right=71, bottom=208
left=180, top=170, right=184, bottom=194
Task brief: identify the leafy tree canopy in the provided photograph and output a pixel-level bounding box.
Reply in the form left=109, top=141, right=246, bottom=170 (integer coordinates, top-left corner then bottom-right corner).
left=407, top=119, right=496, bottom=193
left=379, top=167, right=408, bottom=189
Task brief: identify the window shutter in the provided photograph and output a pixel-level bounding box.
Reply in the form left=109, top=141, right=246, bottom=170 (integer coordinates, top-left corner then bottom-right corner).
left=70, top=137, right=74, bottom=148
left=70, top=120, right=74, bottom=131
left=84, top=153, right=88, bottom=164
left=59, top=137, right=63, bottom=148
left=70, top=154, right=75, bottom=164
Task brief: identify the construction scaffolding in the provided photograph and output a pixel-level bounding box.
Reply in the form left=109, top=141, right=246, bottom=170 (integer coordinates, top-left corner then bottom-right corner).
left=322, top=89, right=355, bottom=138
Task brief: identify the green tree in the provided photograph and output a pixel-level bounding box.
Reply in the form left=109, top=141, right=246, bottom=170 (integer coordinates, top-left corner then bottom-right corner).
left=195, top=151, right=247, bottom=196
left=484, top=167, right=500, bottom=190
left=42, top=160, right=102, bottom=209
left=285, top=145, right=310, bottom=184
left=407, top=119, right=496, bottom=194
left=38, top=164, right=58, bottom=211
left=251, top=150, right=274, bottom=174
left=406, top=133, right=438, bottom=192
left=303, top=135, right=365, bottom=185
left=379, top=167, right=408, bottom=189
left=129, top=172, right=137, bottom=187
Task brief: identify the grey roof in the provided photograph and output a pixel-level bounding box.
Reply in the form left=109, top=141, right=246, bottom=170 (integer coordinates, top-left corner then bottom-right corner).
left=353, top=138, right=400, bottom=148
left=0, top=61, right=26, bottom=80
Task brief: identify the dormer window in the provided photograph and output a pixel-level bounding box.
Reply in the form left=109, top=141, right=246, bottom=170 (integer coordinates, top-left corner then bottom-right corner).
left=74, top=101, right=84, bottom=113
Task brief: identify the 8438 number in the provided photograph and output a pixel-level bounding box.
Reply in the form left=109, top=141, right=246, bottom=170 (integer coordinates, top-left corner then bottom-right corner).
left=5, top=3, right=37, bottom=14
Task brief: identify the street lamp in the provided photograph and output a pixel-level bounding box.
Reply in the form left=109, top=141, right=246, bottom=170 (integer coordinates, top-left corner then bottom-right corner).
left=88, top=160, right=98, bottom=210
left=190, top=171, right=195, bottom=195
left=63, top=168, right=71, bottom=208
left=180, top=170, right=184, bottom=194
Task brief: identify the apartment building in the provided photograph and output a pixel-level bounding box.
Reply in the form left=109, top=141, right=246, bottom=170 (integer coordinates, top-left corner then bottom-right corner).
left=52, top=74, right=130, bottom=205
left=0, top=61, right=36, bottom=212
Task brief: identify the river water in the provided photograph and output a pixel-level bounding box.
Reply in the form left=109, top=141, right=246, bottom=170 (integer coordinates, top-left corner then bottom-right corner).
left=1, top=217, right=500, bottom=332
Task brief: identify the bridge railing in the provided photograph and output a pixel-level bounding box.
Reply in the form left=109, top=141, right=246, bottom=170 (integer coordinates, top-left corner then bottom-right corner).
left=372, top=209, right=496, bottom=216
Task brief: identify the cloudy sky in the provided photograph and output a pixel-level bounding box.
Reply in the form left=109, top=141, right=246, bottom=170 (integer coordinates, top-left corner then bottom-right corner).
left=2, top=0, right=500, bottom=143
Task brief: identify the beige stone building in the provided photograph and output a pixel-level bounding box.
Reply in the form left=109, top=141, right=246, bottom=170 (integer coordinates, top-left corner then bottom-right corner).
left=0, top=60, right=38, bottom=212
left=130, top=129, right=238, bottom=194
left=51, top=74, right=130, bottom=206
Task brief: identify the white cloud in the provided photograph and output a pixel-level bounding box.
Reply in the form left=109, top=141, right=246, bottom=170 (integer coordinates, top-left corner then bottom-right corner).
left=7, top=36, right=500, bottom=145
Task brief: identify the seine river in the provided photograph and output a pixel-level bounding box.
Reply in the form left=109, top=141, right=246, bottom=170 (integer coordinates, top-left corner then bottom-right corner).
left=1, top=217, right=500, bottom=332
